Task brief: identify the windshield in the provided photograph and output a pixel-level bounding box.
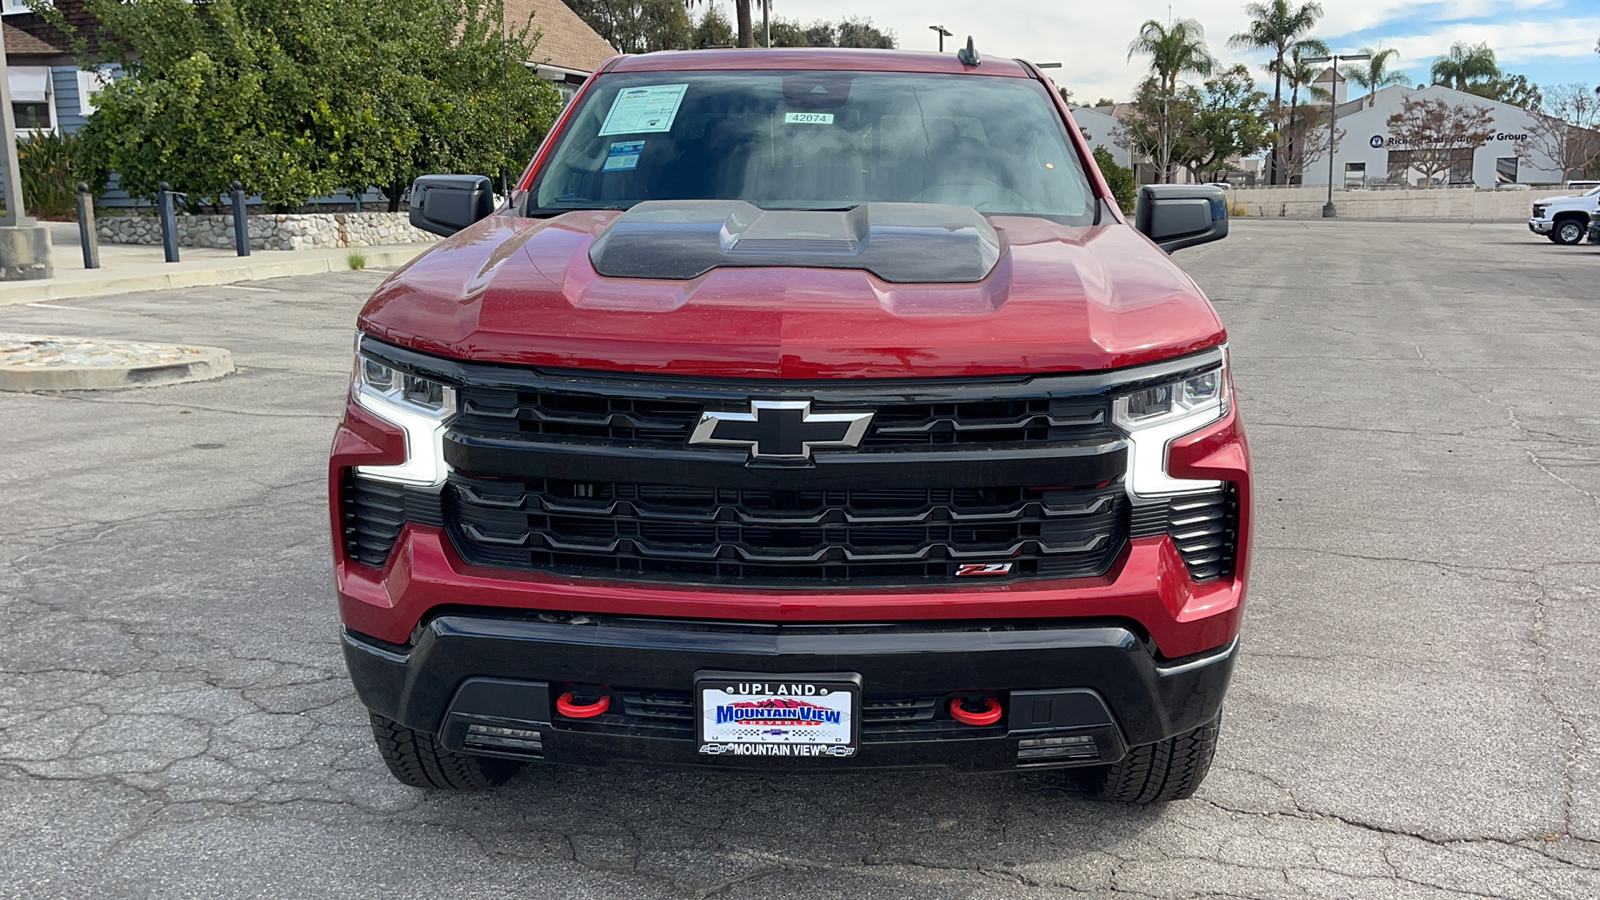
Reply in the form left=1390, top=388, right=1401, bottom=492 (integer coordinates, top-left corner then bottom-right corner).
left=530, top=71, right=1097, bottom=222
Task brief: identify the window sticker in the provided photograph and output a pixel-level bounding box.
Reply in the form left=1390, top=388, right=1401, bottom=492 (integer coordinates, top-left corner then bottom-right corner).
left=602, top=140, right=645, bottom=172
left=784, top=112, right=835, bottom=125
left=598, top=84, right=689, bottom=136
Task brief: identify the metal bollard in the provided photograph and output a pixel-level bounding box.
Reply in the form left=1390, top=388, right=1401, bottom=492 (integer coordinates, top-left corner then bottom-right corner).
left=75, top=182, right=100, bottom=269
left=157, top=181, right=179, bottom=263
left=230, top=181, right=250, bottom=257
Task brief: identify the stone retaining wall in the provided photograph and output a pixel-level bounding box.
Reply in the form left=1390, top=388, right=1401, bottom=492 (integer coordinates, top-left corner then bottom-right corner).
left=1224, top=186, right=1537, bottom=221
left=97, top=212, right=441, bottom=250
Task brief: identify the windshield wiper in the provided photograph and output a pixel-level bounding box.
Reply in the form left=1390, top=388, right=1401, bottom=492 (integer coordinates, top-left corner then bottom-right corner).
left=526, top=203, right=630, bottom=217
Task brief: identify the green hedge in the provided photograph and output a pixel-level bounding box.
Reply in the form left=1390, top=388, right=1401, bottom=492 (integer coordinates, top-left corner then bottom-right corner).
left=16, top=131, right=100, bottom=219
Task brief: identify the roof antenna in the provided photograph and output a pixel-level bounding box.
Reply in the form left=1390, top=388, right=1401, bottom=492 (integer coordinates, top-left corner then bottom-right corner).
left=957, top=36, right=981, bottom=67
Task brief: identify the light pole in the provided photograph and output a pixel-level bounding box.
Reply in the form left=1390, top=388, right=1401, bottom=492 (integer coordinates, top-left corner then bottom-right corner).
left=1302, top=53, right=1368, bottom=218
left=929, top=25, right=953, bottom=52
left=0, top=22, right=33, bottom=227
left=0, top=20, right=53, bottom=280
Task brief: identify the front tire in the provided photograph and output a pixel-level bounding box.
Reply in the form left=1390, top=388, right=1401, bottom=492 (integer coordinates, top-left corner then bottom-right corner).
left=1069, top=715, right=1220, bottom=803
left=1553, top=219, right=1586, bottom=245
left=368, top=712, right=523, bottom=789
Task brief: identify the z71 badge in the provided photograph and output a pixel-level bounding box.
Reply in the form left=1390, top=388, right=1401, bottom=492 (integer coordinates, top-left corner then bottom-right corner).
left=956, top=563, right=1014, bottom=577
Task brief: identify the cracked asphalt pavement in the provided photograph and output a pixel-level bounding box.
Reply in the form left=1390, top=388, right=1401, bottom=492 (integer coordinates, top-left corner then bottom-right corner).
left=1, top=219, right=1597, bottom=899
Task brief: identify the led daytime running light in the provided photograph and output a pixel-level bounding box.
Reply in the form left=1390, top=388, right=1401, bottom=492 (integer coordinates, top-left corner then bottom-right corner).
left=351, top=336, right=456, bottom=486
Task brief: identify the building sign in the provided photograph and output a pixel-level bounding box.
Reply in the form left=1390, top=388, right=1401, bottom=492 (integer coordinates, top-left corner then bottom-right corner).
left=1369, top=133, right=1528, bottom=149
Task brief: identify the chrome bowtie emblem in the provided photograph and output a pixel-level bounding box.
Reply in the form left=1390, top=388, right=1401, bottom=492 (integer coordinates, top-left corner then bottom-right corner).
left=689, top=401, right=874, bottom=459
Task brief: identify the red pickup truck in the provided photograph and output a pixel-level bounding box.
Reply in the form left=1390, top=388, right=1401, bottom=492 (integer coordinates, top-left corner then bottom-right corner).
left=330, top=47, right=1248, bottom=803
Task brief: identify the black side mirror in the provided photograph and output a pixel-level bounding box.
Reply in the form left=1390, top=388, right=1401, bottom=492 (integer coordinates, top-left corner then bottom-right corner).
left=1135, top=184, right=1228, bottom=253
left=409, top=174, right=494, bottom=237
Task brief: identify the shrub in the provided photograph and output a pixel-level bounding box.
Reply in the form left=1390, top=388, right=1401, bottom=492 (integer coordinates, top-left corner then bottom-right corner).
left=15, top=131, right=101, bottom=219
left=347, top=251, right=367, bottom=270
left=1092, top=146, right=1138, bottom=212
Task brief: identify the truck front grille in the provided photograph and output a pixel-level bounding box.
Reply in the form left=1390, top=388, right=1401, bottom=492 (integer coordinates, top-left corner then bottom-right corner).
left=456, top=385, right=1115, bottom=450
left=341, top=343, right=1243, bottom=587
left=446, top=475, right=1127, bottom=586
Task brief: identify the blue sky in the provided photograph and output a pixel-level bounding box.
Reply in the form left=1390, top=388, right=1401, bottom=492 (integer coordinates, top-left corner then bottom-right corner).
left=735, top=1, right=1600, bottom=103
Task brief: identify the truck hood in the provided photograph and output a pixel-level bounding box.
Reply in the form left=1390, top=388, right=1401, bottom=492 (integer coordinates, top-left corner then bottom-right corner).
left=358, top=209, right=1227, bottom=379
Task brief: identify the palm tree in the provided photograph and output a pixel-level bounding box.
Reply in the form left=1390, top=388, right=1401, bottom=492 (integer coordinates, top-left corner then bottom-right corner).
left=1283, top=41, right=1333, bottom=109
left=1128, top=18, right=1215, bottom=96
left=1341, top=46, right=1408, bottom=107
left=1231, top=0, right=1324, bottom=184
left=1128, top=18, right=1214, bottom=183
left=1280, top=43, right=1332, bottom=183
left=1430, top=42, right=1500, bottom=91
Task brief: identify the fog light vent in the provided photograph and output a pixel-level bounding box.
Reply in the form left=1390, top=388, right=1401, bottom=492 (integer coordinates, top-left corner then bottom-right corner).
left=1017, top=734, right=1099, bottom=762
left=464, top=724, right=543, bottom=754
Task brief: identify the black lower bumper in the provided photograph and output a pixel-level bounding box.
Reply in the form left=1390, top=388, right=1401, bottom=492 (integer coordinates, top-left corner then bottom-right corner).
left=343, top=613, right=1236, bottom=773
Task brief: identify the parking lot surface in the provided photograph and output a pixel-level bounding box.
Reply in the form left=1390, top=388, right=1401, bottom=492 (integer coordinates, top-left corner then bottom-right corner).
left=1, top=220, right=1597, bottom=899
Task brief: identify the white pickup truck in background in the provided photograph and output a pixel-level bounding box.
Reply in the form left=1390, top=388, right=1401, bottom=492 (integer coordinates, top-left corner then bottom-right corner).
left=1529, top=183, right=1600, bottom=245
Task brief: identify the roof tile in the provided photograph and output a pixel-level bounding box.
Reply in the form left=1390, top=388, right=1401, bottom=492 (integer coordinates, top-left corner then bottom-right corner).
left=503, top=0, right=616, bottom=74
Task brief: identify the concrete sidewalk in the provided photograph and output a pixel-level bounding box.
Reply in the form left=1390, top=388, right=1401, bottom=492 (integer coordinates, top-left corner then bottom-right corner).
left=0, top=222, right=429, bottom=306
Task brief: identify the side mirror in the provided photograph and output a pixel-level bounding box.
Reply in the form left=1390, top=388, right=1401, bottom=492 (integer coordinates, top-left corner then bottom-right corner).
left=409, top=174, right=494, bottom=237
left=1135, top=184, right=1228, bottom=253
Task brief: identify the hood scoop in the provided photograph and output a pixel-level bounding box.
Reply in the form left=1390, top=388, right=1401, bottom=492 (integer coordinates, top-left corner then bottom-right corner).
left=588, top=200, right=1001, bottom=283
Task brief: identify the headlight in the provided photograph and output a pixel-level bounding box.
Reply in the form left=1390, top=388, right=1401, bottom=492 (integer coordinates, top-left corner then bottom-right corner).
left=1113, top=351, right=1230, bottom=496
left=351, top=335, right=456, bottom=486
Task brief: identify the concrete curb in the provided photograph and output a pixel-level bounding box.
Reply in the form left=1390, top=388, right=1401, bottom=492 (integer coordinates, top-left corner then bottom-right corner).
left=0, top=337, right=235, bottom=392
left=0, top=245, right=425, bottom=307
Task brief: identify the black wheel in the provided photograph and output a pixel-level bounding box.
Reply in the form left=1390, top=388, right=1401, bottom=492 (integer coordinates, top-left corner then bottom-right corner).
left=1069, top=715, right=1220, bottom=803
left=368, top=712, right=523, bottom=789
left=1553, top=218, right=1586, bottom=245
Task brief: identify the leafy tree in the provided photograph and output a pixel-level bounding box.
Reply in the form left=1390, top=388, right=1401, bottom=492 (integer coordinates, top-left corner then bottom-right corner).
left=767, top=17, right=810, bottom=47
left=803, top=21, right=838, bottom=48
left=1092, top=146, right=1138, bottom=211
left=1117, top=77, right=1204, bottom=184
left=685, top=0, right=749, bottom=47
left=1466, top=73, right=1542, bottom=109
left=1340, top=46, right=1407, bottom=107
left=690, top=3, right=734, bottom=47
left=1185, top=65, right=1270, bottom=183
left=1230, top=0, right=1324, bottom=184
left=1385, top=95, right=1496, bottom=186
left=1127, top=18, right=1214, bottom=182
left=1093, top=97, right=1118, bottom=108
left=764, top=17, right=894, bottom=49
left=836, top=17, right=896, bottom=49
left=1519, top=84, right=1600, bottom=182
left=1277, top=103, right=1341, bottom=183
left=1430, top=42, right=1500, bottom=91
left=57, top=0, right=560, bottom=210
left=563, top=0, right=690, bottom=54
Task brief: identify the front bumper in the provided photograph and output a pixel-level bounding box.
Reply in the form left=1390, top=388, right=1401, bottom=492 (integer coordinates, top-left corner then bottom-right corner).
left=344, top=613, right=1237, bottom=772
left=1529, top=218, right=1553, bottom=234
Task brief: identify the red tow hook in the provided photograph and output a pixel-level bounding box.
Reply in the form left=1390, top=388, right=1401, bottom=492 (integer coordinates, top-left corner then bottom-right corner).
left=556, top=691, right=611, bottom=719
left=949, top=695, right=1003, bottom=727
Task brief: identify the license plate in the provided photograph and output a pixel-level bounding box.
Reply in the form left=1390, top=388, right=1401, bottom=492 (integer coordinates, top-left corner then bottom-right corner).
left=696, top=673, right=860, bottom=758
